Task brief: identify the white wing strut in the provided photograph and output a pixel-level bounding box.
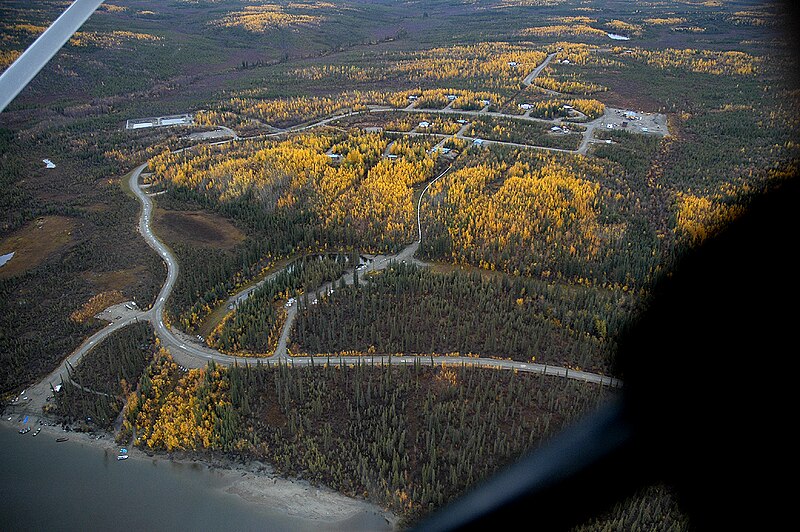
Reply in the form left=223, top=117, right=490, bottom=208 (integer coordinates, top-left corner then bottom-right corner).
left=0, top=0, right=105, bottom=113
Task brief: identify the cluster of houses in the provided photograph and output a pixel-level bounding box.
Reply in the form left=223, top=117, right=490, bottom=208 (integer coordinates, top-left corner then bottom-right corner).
left=602, top=109, right=654, bottom=133
left=518, top=103, right=577, bottom=117
left=407, top=94, right=492, bottom=109
left=418, top=117, right=470, bottom=130
left=613, top=109, right=646, bottom=130
left=407, top=93, right=459, bottom=103
left=430, top=146, right=453, bottom=155
left=549, top=125, right=572, bottom=134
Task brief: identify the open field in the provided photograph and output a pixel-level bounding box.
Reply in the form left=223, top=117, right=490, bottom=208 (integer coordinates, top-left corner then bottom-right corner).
left=80, top=265, right=151, bottom=295
left=0, top=216, right=75, bottom=278
left=154, top=208, right=246, bottom=250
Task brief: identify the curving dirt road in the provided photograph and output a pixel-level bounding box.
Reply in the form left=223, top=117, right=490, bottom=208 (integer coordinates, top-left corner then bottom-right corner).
left=127, top=163, right=620, bottom=387
left=522, top=52, right=558, bottom=87
left=11, top=54, right=627, bottom=423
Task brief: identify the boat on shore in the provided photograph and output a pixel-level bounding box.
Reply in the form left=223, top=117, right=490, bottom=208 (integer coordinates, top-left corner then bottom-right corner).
left=117, top=455, right=128, bottom=461
left=56, top=437, right=68, bottom=442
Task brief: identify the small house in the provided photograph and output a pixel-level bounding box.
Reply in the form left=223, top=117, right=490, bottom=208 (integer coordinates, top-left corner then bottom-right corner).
left=418, top=121, right=430, bottom=128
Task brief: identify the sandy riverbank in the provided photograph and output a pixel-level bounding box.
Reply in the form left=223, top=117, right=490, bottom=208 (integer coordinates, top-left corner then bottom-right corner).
left=159, top=450, right=398, bottom=529
left=1, top=413, right=398, bottom=530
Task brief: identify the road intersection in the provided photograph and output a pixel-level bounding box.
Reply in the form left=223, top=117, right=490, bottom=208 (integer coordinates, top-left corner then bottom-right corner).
left=13, top=53, right=629, bottom=422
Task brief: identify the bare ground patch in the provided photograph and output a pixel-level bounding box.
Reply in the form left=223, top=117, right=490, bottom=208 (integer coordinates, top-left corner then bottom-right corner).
left=82, top=266, right=147, bottom=293
left=154, top=208, right=245, bottom=250
left=0, top=216, right=76, bottom=278
left=591, top=69, right=667, bottom=112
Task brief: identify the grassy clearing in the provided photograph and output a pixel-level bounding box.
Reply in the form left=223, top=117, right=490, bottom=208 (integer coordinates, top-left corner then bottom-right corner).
left=80, top=265, right=151, bottom=295
left=0, top=216, right=75, bottom=278
left=153, top=208, right=246, bottom=250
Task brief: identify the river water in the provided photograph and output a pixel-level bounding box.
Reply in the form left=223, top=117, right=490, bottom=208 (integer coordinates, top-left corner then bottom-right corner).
left=0, top=425, right=390, bottom=531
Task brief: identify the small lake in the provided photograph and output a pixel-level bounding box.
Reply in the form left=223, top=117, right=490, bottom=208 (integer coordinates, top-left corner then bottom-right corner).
left=0, top=425, right=390, bottom=531
left=0, top=252, right=14, bottom=267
